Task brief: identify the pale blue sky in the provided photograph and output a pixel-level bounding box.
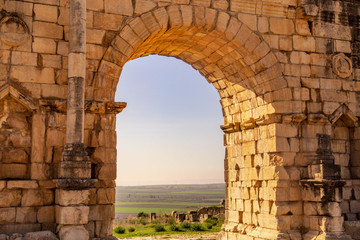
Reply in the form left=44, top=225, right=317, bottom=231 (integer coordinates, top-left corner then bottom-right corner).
left=115, top=55, right=224, bottom=186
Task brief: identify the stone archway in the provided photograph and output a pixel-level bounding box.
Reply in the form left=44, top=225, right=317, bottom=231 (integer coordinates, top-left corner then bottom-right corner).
left=0, top=0, right=359, bottom=240
left=89, top=5, right=296, bottom=240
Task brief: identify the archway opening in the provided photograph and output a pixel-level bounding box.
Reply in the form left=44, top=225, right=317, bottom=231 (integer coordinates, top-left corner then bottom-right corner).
left=114, top=55, right=226, bottom=221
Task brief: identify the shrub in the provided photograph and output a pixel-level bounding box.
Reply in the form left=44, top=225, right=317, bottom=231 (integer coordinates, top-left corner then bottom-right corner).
left=128, top=227, right=135, bottom=232
left=206, top=223, right=213, bottom=229
left=137, top=212, right=149, bottom=218
left=114, top=226, right=125, bottom=234
left=154, top=225, right=166, bottom=232
left=204, top=217, right=218, bottom=227
left=181, top=222, right=191, bottom=229
left=170, top=224, right=181, bottom=232
left=190, top=223, right=204, bottom=231
left=167, top=217, right=176, bottom=225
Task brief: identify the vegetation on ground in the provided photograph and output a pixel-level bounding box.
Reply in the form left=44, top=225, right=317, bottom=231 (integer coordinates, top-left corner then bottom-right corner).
left=114, top=226, right=125, bottom=234
left=114, top=184, right=225, bottom=238
left=113, top=215, right=224, bottom=238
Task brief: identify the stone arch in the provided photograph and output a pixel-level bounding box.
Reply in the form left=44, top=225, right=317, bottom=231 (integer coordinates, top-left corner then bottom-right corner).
left=92, top=5, right=291, bottom=128
left=88, top=4, right=299, bottom=240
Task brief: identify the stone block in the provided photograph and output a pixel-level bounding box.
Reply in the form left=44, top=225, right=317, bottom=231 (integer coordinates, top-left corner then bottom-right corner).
left=59, top=225, right=89, bottom=240
left=0, top=190, right=21, bottom=207
left=30, top=163, right=50, bottom=180
left=97, top=188, right=115, bottom=204
left=313, top=22, right=351, bottom=41
left=24, top=231, right=58, bottom=240
left=34, top=4, right=58, bottom=22
left=15, top=207, right=37, bottom=223
left=93, top=13, right=124, bottom=31
left=95, top=220, right=113, bottom=237
left=212, top=0, right=228, bottom=9
left=87, top=29, right=106, bottom=45
left=89, top=205, right=114, bottom=221
left=344, top=221, right=360, bottom=240
left=295, top=19, right=311, bottom=36
left=351, top=167, right=360, bottom=179
left=324, top=216, right=344, bottom=232
left=0, top=164, right=27, bottom=179
left=58, top=161, right=91, bottom=179
left=98, top=164, right=116, bottom=180
left=37, top=206, right=55, bottom=223
left=105, top=0, right=133, bottom=15
left=0, top=208, right=15, bottom=224
left=11, top=66, right=55, bottom=84
left=11, top=51, right=37, bottom=67
left=56, top=206, right=89, bottom=225
left=334, top=40, right=351, bottom=53
left=41, top=54, right=62, bottom=69
left=238, top=13, right=257, bottom=31
left=258, top=17, right=268, bottom=33
left=32, top=21, right=63, bottom=39
left=86, top=221, right=95, bottom=238
left=0, top=223, right=41, bottom=235
left=293, top=36, right=315, bottom=52
left=135, top=0, right=157, bottom=15
left=0, top=181, right=5, bottom=190
left=7, top=181, right=38, bottom=189
left=21, top=189, right=54, bottom=207
left=33, top=37, right=57, bottom=54
left=2, top=148, right=28, bottom=163
left=350, top=200, right=360, bottom=213
left=270, top=18, right=294, bottom=35
left=55, top=189, right=90, bottom=206
left=87, top=0, right=104, bottom=11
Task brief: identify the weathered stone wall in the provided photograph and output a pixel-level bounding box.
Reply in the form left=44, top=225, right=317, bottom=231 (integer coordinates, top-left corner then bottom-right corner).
left=0, top=0, right=360, bottom=239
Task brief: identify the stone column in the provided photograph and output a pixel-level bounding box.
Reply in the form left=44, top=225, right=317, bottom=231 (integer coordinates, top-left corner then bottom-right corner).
left=55, top=0, right=93, bottom=239
left=66, top=0, right=86, bottom=144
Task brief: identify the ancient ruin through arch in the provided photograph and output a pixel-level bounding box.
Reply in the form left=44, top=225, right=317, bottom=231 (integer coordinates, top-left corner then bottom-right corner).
left=1, top=0, right=360, bottom=240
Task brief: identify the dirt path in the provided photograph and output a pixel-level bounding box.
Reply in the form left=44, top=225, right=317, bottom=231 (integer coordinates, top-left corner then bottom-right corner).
left=118, top=232, right=218, bottom=240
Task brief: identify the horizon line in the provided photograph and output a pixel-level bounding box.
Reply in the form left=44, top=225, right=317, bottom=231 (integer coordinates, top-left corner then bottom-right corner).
left=116, top=182, right=225, bottom=187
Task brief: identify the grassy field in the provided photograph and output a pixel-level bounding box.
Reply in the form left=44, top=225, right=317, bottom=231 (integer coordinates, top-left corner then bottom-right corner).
left=113, top=219, right=223, bottom=238
left=115, top=184, right=225, bottom=219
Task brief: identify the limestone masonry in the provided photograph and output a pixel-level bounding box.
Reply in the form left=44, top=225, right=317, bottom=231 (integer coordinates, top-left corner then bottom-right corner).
left=0, top=0, right=360, bottom=239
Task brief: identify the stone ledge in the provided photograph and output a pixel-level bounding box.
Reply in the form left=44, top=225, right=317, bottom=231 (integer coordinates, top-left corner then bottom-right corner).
left=54, top=179, right=97, bottom=190
left=39, top=100, right=127, bottom=114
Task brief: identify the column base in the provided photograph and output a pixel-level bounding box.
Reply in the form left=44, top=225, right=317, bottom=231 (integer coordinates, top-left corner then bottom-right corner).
left=58, top=143, right=92, bottom=179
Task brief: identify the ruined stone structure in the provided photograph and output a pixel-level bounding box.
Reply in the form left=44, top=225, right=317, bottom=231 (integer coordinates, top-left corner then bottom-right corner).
left=172, top=206, right=225, bottom=223
left=1, top=0, right=360, bottom=239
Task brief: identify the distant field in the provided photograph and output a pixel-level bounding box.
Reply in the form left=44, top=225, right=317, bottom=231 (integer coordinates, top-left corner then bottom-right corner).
left=115, top=183, right=225, bottom=219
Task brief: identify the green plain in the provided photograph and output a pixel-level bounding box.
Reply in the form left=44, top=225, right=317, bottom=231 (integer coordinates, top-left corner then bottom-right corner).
left=115, top=207, right=197, bottom=214
left=114, top=224, right=222, bottom=238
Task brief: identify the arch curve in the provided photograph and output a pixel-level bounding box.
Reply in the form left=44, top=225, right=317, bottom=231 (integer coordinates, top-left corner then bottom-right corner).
left=92, top=5, right=291, bottom=127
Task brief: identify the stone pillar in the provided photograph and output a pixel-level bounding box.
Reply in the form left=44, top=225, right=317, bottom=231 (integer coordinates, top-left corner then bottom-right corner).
left=55, top=0, right=93, bottom=239
left=301, top=134, right=351, bottom=240
left=66, top=0, right=86, bottom=144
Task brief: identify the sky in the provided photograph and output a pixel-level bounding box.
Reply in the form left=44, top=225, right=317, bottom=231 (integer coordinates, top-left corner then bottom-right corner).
left=115, top=55, right=225, bottom=186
